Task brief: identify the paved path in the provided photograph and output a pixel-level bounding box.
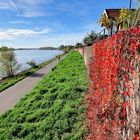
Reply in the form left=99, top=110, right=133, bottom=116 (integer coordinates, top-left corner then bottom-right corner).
left=0, top=56, right=65, bottom=115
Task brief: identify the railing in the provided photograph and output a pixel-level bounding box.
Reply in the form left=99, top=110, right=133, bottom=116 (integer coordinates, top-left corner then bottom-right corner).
left=93, top=25, right=120, bottom=43
left=93, top=28, right=109, bottom=43
left=96, top=28, right=108, bottom=37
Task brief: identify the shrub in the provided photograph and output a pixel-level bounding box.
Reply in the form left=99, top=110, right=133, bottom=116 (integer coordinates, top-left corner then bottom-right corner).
left=27, top=60, right=38, bottom=68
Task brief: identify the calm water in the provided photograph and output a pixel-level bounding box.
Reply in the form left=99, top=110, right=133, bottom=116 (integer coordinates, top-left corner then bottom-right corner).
left=0, top=50, right=63, bottom=78
left=15, top=50, right=63, bottom=70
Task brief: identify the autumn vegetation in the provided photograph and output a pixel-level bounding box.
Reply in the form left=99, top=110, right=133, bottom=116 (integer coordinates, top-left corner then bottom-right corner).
left=87, top=27, right=140, bottom=139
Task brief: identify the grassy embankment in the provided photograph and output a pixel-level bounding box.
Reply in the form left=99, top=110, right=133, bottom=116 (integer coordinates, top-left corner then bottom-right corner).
left=0, top=53, right=64, bottom=92
left=0, top=51, right=89, bottom=139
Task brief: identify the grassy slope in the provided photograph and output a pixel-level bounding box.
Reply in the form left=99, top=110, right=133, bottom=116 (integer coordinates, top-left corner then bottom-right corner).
left=0, top=51, right=88, bottom=140
left=0, top=53, right=64, bottom=93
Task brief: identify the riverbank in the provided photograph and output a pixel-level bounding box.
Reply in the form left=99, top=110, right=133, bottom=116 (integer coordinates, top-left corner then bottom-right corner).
left=0, top=54, right=66, bottom=115
left=0, top=51, right=88, bottom=139
left=0, top=53, right=65, bottom=93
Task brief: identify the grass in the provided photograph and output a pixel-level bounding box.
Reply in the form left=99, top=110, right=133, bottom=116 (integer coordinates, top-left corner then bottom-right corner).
left=0, top=51, right=89, bottom=140
left=0, top=53, right=65, bottom=93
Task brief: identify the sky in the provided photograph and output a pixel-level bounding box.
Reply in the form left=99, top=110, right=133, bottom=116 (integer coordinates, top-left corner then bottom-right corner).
left=0, top=0, right=139, bottom=48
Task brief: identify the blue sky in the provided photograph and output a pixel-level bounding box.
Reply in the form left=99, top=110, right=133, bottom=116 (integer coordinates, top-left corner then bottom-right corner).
left=0, top=0, right=139, bottom=48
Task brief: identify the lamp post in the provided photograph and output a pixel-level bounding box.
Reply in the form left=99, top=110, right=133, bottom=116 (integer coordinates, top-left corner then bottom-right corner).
left=129, top=0, right=132, bottom=9
left=128, top=0, right=132, bottom=27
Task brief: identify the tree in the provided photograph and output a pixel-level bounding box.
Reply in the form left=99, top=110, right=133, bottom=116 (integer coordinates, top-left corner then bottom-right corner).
left=58, top=45, right=74, bottom=52
left=0, top=46, right=8, bottom=51
left=75, top=43, right=84, bottom=48
left=0, top=46, right=21, bottom=78
left=58, top=45, right=65, bottom=50
left=117, top=9, right=135, bottom=29
left=98, top=14, right=113, bottom=29
left=131, top=8, right=140, bottom=27
left=27, top=60, right=38, bottom=68
left=83, top=31, right=97, bottom=46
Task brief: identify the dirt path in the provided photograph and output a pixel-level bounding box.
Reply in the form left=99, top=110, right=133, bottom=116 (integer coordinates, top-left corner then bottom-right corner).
left=0, top=56, right=65, bottom=115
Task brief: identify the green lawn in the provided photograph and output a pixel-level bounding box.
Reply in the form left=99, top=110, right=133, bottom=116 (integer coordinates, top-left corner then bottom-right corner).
left=0, top=53, right=64, bottom=93
left=0, top=51, right=88, bottom=140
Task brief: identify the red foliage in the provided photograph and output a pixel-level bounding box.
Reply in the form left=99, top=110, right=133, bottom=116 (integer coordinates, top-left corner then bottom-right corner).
left=87, top=27, right=140, bottom=139
left=134, top=135, right=139, bottom=140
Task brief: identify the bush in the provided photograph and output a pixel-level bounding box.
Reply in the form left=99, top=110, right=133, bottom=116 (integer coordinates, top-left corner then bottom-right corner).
left=27, top=60, right=38, bottom=68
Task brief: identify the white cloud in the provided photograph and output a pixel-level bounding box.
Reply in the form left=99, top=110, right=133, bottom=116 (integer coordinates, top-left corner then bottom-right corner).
left=1, top=31, right=87, bottom=48
left=9, top=20, right=30, bottom=24
left=19, top=0, right=51, bottom=5
left=0, top=0, right=18, bottom=10
left=0, top=0, right=13, bottom=9
left=0, top=28, right=51, bottom=40
left=18, top=10, right=45, bottom=18
left=9, top=0, right=17, bottom=10
left=0, top=0, right=90, bottom=17
left=31, top=32, right=86, bottom=48
left=15, top=0, right=48, bottom=17
left=0, top=0, right=53, bottom=17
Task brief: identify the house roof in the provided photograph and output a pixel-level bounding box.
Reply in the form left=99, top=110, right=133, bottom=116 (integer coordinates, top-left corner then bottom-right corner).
left=105, top=9, right=121, bottom=19
left=104, top=9, right=136, bottom=20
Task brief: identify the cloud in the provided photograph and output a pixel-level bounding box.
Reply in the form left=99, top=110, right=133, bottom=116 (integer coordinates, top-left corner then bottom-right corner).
left=0, top=0, right=18, bottom=10
left=0, top=0, right=91, bottom=17
left=16, top=0, right=48, bottom=17
left=18, top=11, right=45, bottom=18
left=9, top=0, right=17, bottom=10
left=0, top=28, right=51, bottom=40
left=0, top=0, right=13, bottom=9
left=2, top=31, right=87, bottom=48
left=0, top=0, right=53, bottom=17
left=34, top=32, right=86, bottom=48
left=21, top=0, right=53, bottom=5
left=9, top=20, right=30, bottom=24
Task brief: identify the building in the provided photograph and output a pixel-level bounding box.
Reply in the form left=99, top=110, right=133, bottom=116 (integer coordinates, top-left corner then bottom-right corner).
left=101, top=9, right=136, bottom=35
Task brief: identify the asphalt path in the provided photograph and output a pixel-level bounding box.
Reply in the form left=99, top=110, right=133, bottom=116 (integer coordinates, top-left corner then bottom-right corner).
left=0, top=56, right=65, bottom=115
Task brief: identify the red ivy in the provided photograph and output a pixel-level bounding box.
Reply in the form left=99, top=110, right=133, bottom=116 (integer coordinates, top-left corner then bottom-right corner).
left=87, top=27, right=140, bottom=140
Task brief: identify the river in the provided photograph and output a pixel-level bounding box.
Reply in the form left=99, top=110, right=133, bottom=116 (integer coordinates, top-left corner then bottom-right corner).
left=0, top=50, right=63, bottom=78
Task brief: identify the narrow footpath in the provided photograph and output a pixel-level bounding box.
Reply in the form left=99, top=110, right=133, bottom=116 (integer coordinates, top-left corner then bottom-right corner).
left=0, top=56, right=65, bottom=115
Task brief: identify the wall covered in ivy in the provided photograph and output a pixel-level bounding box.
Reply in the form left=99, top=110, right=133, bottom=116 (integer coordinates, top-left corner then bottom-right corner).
left=82, top=27, right=140, bottom=140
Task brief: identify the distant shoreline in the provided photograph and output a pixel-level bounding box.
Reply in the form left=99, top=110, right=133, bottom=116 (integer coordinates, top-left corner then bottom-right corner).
left=0, top=52, right=65, bottom=92
left=15, top=47, right=58, bottom=50
left=0, top=50, right=63, bottom=79
left=0, top=47, right=59, bottom=51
